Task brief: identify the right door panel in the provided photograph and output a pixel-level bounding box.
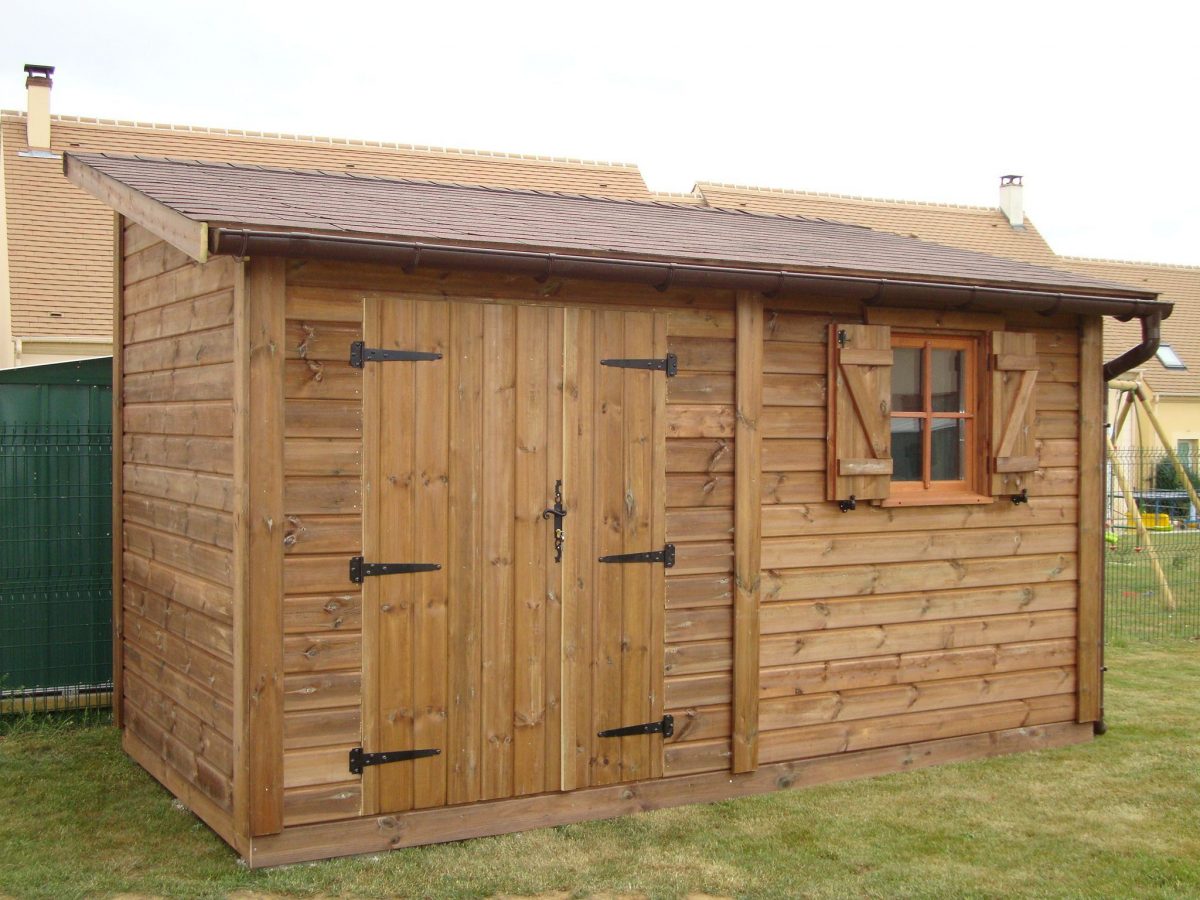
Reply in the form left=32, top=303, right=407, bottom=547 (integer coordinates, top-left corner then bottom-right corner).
left=562, top=307, right=669, bottom=790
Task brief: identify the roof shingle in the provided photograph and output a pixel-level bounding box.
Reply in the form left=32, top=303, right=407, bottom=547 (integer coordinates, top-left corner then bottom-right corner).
left=67, top=152, right=1158, bottom=303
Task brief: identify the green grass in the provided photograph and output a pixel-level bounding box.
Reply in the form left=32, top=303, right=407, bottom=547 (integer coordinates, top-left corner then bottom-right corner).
left=2, top=643, right=1198, bottom=899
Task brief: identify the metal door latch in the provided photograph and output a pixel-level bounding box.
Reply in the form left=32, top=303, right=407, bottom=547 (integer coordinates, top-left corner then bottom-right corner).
left=542, top=480, right=567, bottom=563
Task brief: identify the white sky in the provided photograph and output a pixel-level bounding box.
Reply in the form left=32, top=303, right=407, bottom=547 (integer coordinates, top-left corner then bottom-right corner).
left=2, top=0, right=1198, bottom=265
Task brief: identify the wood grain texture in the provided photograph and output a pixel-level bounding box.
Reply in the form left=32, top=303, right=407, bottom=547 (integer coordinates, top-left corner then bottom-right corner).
left=1076, top=316, right=1103, bottom=724
left=732, top=293, right=762, bottom=773
left=112, top=214, right=126, bottom=728
left=242, top=256, right=287, bottom=837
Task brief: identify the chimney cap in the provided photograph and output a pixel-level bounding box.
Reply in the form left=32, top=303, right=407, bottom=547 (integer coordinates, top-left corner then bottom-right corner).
left=1000, top=174, right=1023, bottom=187
left=24, top=64, right=55, bottom=77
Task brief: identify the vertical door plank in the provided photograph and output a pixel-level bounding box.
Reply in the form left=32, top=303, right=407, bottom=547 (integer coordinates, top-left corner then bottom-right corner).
left=619, top=312, right=654, bottom=782
left=480, top=306, right=517, bottom=800
left=413, top=299, right=450, bottom=809
left=733, top=293, right=763, bottom=773
left=376, top=297, right=417, bottom=812
left=592, top=310, right=627, bottom=786
left=360, top=297, right=382, bottom=817
left=560, top=308, right=594, bottom=792
left=446, top=302, right=484, bottom=805
left=544, top=307, right=566, bottom=792
left=514, top=305, right=549, bottom=796
left=649, top=312, right=669, bottom=780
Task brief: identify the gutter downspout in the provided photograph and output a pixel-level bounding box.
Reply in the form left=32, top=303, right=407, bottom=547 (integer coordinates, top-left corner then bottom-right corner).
left=1103, top=310, right=1162, bottom=382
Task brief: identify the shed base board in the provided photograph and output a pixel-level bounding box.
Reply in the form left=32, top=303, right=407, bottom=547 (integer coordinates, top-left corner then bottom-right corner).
left=246, top=721, right=1090, bottom=868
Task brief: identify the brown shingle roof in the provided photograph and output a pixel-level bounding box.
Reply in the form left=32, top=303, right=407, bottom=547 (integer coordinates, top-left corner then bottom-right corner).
left=68, top=152, right=1158, bottom=302
left=1, top=113, right=649, bottom=339
left=695, top=183, right=1062, bottom=267
left=1057, top=257, right=1200, bottom=395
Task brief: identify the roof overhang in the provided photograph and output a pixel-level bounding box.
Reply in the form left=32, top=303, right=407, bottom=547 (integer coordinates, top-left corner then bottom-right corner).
left=208, top=226, right=1170, bottom=322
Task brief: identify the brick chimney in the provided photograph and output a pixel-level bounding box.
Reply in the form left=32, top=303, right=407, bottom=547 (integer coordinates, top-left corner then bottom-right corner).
left=999, top=174, right=1024, bottom=229
left=24, top=64, right=54, bottom=149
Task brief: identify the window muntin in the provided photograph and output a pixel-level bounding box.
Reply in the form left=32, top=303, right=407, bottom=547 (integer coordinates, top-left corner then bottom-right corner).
left=889, top=334, right=979, bottom=496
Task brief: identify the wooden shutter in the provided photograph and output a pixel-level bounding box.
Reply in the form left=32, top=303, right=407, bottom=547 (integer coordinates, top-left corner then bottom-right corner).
left=829, top=323, right=893, bottom=503
left=990, top=331, right=1040, bottom=495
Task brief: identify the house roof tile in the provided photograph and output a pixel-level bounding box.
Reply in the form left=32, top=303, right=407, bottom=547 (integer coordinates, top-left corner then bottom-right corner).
left=1, top=113, right=649, bottom=338
left=694, top=182, right=1062, bottom=266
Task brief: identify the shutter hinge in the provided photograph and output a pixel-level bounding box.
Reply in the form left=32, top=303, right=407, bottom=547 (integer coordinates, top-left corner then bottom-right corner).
left=598, top=715, right=674, bottom=739
left=600, top=353, right=678, bottom=377
left=349, top=556, right=441, bottom=584
left=349, top=340, right=442, bottom=368
left=598, top=544, right=675, bottom=568
left=349, top=747, right=440, bottom=775
left=1011, top=488, right=1029, bottom=505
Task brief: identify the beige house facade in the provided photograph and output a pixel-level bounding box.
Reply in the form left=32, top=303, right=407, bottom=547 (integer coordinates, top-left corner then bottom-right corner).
left=0, top=66, right=649, bottom=368
left=686, top=179, right=1198, bottom=455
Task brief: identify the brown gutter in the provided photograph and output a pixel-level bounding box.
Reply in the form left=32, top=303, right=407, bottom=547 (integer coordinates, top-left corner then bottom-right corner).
left=1103, top=310, right=1162, bottom=382
left=210, top=227, right=1170, bottom=323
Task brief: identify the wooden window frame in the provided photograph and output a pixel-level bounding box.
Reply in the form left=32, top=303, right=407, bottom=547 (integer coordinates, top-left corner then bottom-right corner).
left=884, top=332, right=990, bottom=507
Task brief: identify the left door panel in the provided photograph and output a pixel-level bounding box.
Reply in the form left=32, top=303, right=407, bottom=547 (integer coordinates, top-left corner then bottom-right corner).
left=361, top=297, right=564, bottom=814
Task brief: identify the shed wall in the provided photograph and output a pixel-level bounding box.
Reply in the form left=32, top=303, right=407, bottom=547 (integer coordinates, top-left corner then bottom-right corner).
left=117, top=221, right=238, bottom=839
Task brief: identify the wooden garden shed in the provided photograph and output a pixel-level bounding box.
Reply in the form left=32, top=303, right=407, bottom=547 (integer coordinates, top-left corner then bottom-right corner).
left=65, top=151, right=1170, bottom=867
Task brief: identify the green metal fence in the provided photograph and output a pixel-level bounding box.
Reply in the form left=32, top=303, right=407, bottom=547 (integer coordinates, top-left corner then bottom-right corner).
left=0, top=359, right=113, bottom=713
left=1105, top=447, right=1200, bottom=642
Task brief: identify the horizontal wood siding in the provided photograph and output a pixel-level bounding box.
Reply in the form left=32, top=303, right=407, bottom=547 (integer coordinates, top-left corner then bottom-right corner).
left=279, top=276, right=365, bottom=825
left=664, top=313, right=737, bottom=775
left=744, top=304, right=1083, bottom=772
left=119, top=222, right=237, bottom=833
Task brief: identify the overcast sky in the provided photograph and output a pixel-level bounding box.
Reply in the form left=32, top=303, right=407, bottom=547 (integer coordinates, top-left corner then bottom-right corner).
left=2, top=1, right=1197, bottom=265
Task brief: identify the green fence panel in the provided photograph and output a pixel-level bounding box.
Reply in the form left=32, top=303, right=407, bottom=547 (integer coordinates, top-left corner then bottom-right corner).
left=1105, top=447, right=1200, bottom=642
left=0, top=359, right=113, bottom=712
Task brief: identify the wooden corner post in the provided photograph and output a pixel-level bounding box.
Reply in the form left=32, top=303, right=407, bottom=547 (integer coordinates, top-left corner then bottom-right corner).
left=733, top=291, right=763, bottom=772
left=111, top=212, right=125, bottom=728
left=234, top=256, right=287, bottom=839
left=1077, top=315, right=1104, bottom=724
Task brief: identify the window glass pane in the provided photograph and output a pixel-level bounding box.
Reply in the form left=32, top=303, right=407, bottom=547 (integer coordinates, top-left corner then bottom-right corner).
left=930, top=418, right=964, bottom=481
left=891, top=417, right=922, bottom=481
left=891, top=347, right=922, bottom=412
left=931, top=349, right=963, bottom=412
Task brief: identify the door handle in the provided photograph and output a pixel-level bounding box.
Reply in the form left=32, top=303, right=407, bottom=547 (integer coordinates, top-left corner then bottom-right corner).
left=541, top=480, right=567, bottom=563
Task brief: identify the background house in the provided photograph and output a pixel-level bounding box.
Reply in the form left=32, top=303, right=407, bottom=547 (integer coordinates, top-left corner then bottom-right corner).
left=0, top=65, right=649, bottom=368
left=3, top=63, right=1196, bottom=455
left=683, top=178, right=1199, bottom=457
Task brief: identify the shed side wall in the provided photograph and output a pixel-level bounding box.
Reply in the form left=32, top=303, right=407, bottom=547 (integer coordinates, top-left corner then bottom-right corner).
left=118, top=222, right=238, bottom=841
left=754, top=303, right=1082, bottom=767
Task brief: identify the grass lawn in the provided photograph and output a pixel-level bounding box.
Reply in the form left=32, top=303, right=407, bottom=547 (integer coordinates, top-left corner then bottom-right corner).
left=1, top=642, right=1197, bottom=899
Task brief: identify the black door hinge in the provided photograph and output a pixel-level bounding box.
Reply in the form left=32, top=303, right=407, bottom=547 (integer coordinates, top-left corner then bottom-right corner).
left=349, top=747, right=440, bottom=775
left=600, top=353, right=678, bottom=377
left=598, top=544, right=675, bottom=568
left=598, top=715, right=674, bottom=739
left=349, top=340, right=442, bottom=368
left=349, top=556, right=441, bottom=584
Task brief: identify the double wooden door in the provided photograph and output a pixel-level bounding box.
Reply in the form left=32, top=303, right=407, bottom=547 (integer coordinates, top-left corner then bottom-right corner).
left=361, top=297, right=667, bottom=814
